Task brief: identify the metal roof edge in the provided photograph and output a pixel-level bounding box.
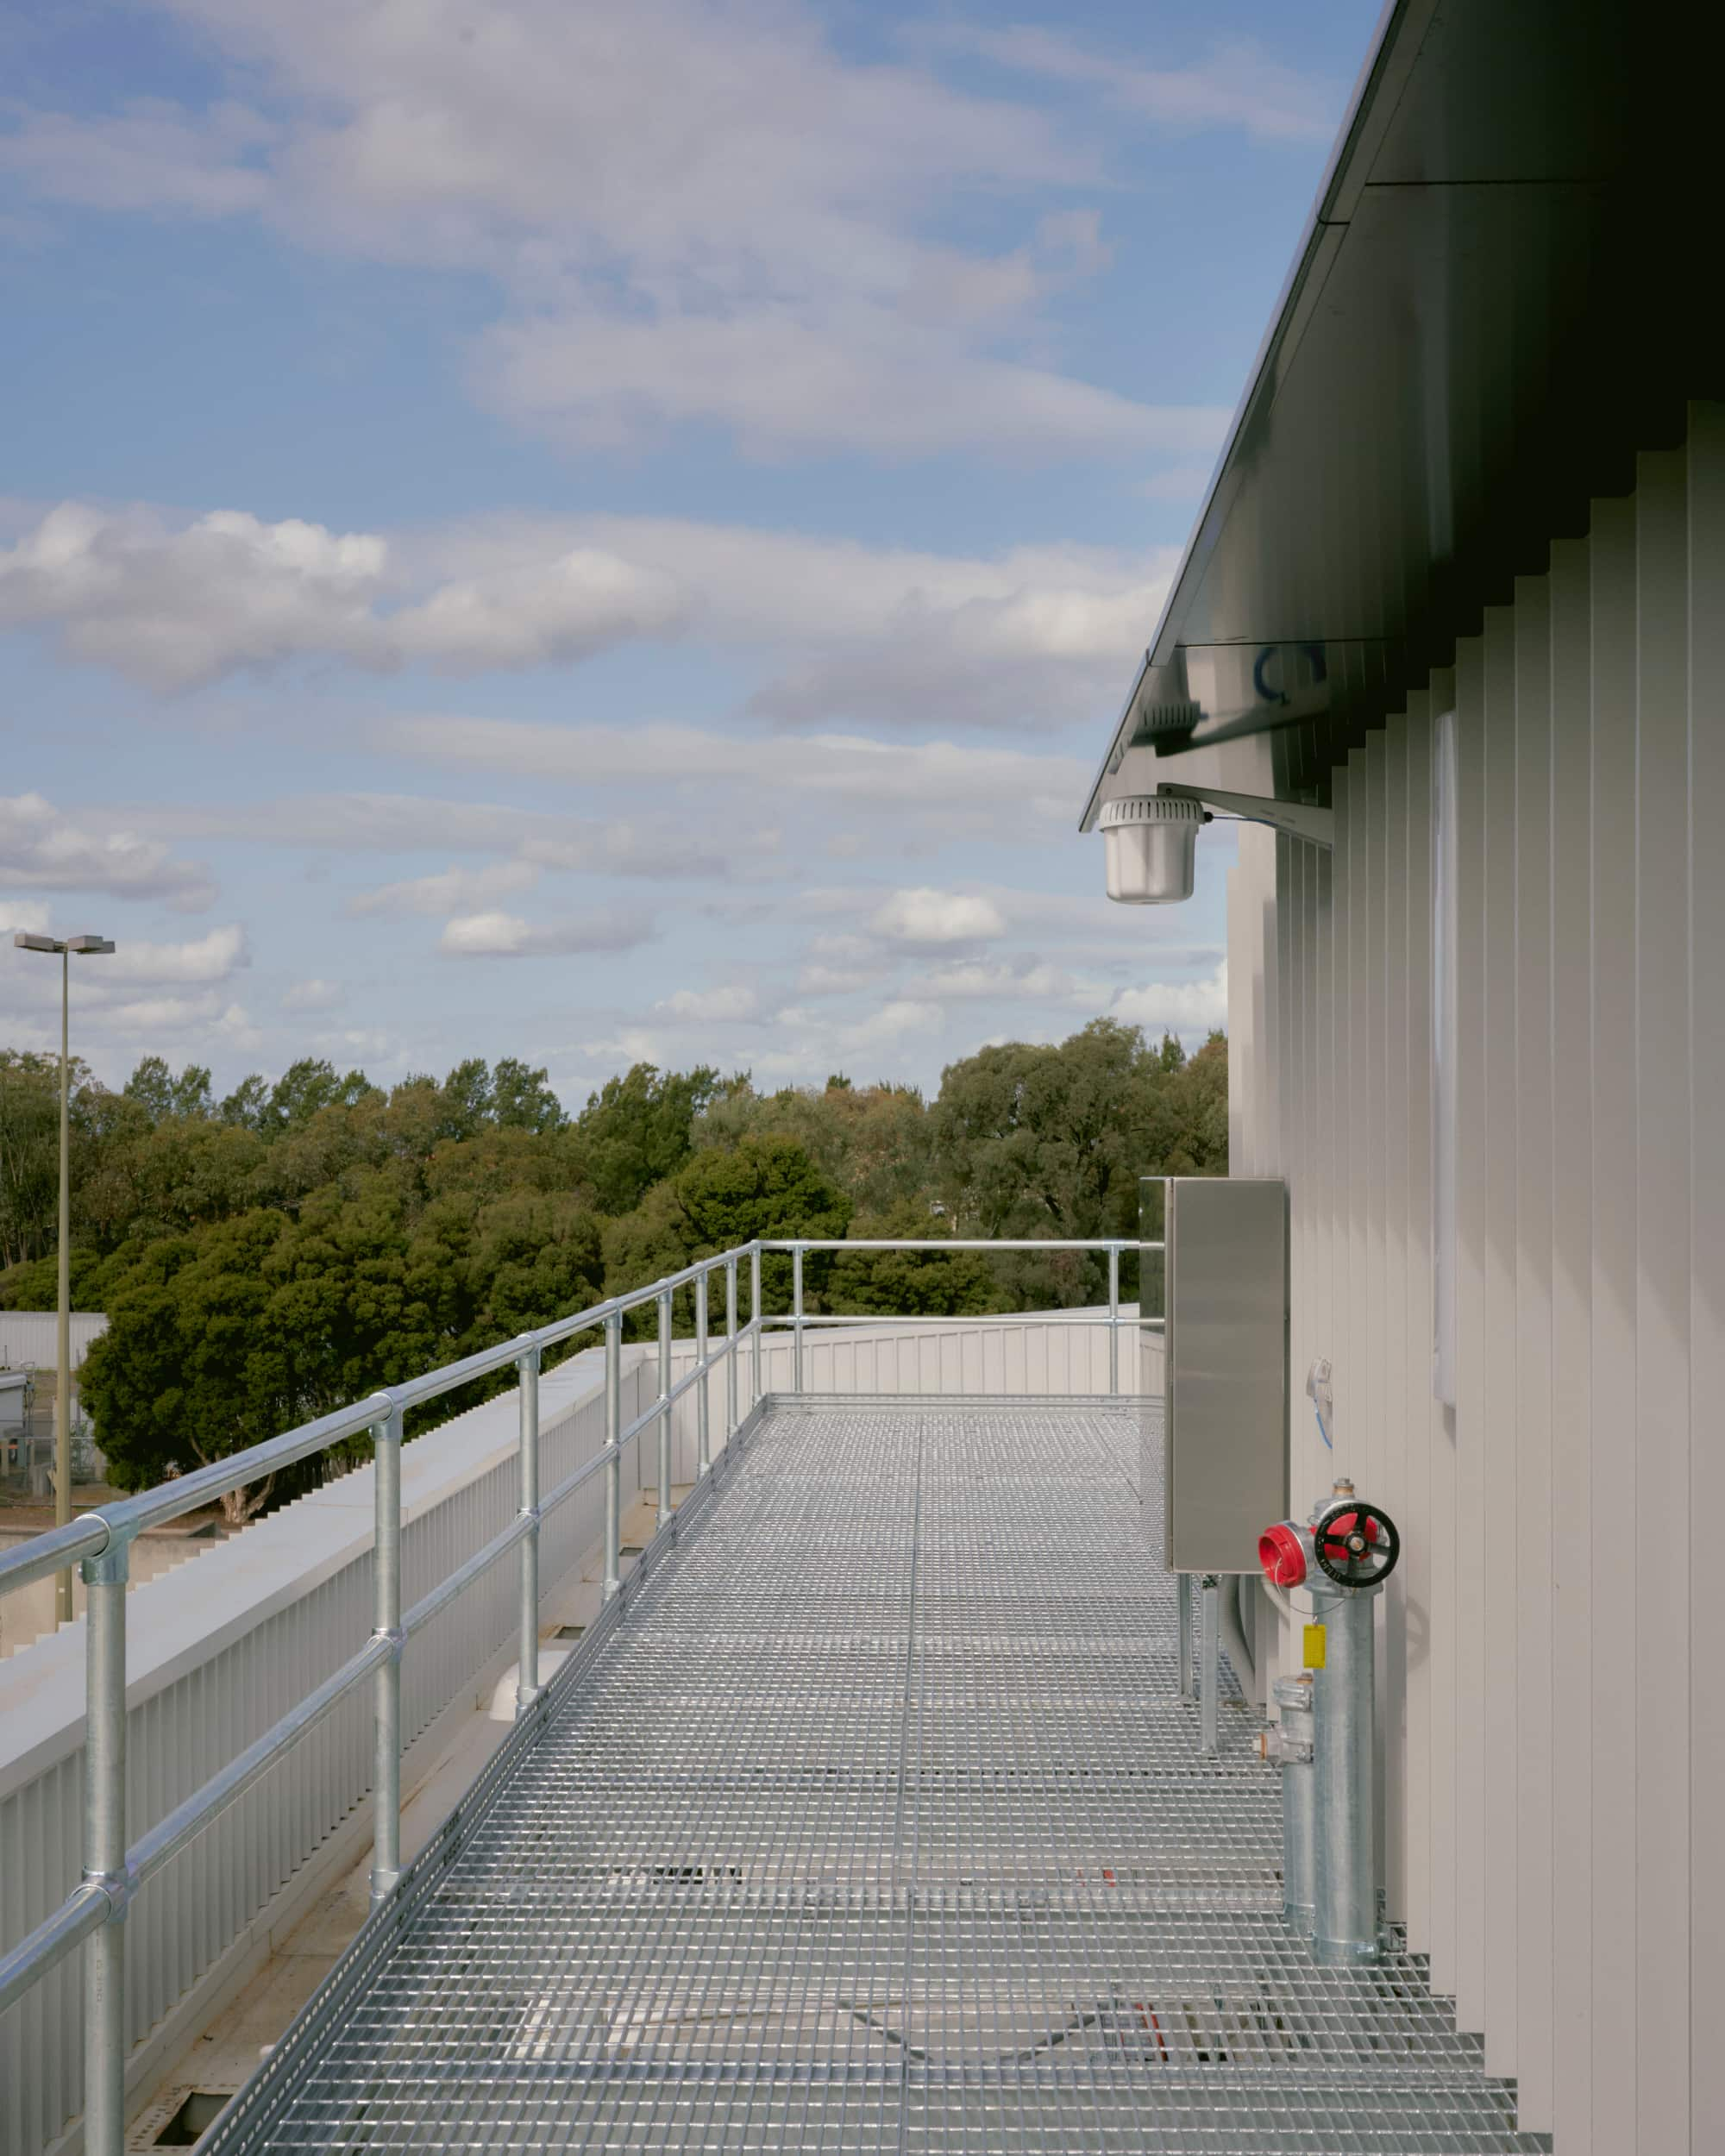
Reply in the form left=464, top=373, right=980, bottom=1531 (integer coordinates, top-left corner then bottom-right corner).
left=1079, top=0, right=1428, bottom=830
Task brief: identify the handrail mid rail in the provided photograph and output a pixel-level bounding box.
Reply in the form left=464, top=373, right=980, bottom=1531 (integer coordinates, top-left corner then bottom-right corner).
left=0, top=1230, right=1157, bottom=2153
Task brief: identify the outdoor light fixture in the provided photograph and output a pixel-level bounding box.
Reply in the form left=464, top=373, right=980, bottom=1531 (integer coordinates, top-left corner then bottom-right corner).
left=1098, top=794, right=1208, bottom=904
left=12, top=927, right=115, bottom=1624
left=1100, top=785, right=1334, bottom=906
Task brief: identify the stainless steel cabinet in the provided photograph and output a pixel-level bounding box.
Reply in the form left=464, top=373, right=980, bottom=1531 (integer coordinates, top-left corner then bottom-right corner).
left=1141, top=1176, right=1289, bottom=1572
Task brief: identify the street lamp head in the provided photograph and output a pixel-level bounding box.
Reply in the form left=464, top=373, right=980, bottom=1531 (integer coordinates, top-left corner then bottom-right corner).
left=12, top=931, right=115, bottom=954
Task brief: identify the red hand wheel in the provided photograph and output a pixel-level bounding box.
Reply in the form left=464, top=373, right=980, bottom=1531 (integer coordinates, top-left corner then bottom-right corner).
left=1311, top=1499, right=1400, bottom=1589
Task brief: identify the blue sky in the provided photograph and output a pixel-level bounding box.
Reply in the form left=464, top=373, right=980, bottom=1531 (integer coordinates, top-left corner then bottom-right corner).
left=1, top=0, right=1377, bottom=1105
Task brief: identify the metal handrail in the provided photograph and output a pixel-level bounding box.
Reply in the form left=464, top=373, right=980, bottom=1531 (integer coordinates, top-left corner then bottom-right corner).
left=0, top=1230, right=1155, bottom=2152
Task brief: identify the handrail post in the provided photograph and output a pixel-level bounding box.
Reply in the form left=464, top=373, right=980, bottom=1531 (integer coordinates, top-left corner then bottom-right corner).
left=792, top=1244, right=805, bottom=1395
left=82, top=1539, right=129, bottom=2156
left=369, top=1402, right=404, bottom=1907
left=724, top=1255, right=738, bottom=1443
left=695, top=1267, right=711, bottom=1475
left=656, top=1287, right=673, bottom=1527
left=750, top=1244, right=762, bottom=1403
left=1107, top=1244, right=1120, bottom=1395
left=515, top=1343, right=541, bottom=1714
left=604, top=1311, right=622, bottom=1600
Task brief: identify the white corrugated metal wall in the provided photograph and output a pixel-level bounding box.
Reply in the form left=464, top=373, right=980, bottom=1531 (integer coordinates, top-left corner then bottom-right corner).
left=1228, top=405, right=1722, bottom=2156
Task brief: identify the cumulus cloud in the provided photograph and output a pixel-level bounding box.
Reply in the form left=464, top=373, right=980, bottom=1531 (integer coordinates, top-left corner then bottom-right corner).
left=1, top=501, right=1172, bottom=723
left=0, top=0, right=1236, bottom=463
left=0, top=505, right=387, bottom=691
left=869, top=888, right=1007, bottom=946
left=106, top=924, right=249, bottom=986
left=0, top=793, right=214, bottom=908
left=282, top=977, right=342, bottom=1012
left=1109, top=963, right=1228, bottom=1034
left=438, top=908, right=654, bottom=958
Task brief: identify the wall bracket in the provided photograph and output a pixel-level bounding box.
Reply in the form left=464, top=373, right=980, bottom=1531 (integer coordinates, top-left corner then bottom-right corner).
left=1157, top=784, right=1334, bottom=849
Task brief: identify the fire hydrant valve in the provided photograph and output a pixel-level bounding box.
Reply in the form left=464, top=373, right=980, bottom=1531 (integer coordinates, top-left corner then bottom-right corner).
left=1311, top=1498, right=1400, bottom=1589
left=1258, top=1520, right=1308, bottom=1588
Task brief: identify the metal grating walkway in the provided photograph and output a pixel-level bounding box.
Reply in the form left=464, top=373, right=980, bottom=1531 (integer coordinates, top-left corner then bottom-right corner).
left=210, top=1402, right=1548, bottom=2153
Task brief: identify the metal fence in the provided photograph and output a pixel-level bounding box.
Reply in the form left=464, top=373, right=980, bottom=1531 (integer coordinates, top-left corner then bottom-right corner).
left=0, top=1234, right=1145, bottom=2156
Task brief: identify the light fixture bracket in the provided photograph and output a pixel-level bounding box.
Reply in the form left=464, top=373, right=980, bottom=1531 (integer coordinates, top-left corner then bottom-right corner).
left=1155, top=784, right=1333, bottom=849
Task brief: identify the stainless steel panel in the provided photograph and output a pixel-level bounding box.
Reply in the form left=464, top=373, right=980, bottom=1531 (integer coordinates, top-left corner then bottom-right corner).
left=1151, top=1177, right=1289, bottom=1573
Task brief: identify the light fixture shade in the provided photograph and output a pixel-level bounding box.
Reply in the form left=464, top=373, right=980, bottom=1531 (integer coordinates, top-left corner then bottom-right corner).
left=1099, top=794, right=1204, bottom=904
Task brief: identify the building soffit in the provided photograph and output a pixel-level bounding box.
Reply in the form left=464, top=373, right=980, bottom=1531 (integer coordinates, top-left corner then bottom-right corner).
left=1081, top=0, right=1717, bottom=823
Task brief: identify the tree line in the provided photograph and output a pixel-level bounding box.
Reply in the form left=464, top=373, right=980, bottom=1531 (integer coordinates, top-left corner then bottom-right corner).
left=0, top=1022, right=1225, bottom=1516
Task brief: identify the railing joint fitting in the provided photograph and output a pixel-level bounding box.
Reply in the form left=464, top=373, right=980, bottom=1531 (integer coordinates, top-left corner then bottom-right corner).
left=80, top=1535, right=130, bottom=1585
left=516, top=1504, right=543, bottom=1531
left=373, top=1624, right=407, bottom=1662
left=83, top=1866, right=136, bottom=1923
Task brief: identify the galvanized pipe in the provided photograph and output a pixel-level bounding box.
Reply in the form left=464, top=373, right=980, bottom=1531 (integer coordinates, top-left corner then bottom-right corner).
left=369, top=1404, right=404, bottom=1908
left=1199, top=1575, right=1220, bottom=1753
left=604, top=1312, right=622, bottom=1601
left=656, top=1288, right=673, bottom=1527
left=750, top=1245, right=762, bottom=1402
left=516, top=1344, right=541, bottom=1714
left=724, top=1257, right=738, bottom=1441
left=1272, top=1672, right=1316, bottom=1934
left=1107, top=1245, right=1120, bottom=1394
left=695, top=1269, right=710, bottom=1475
left=130, top=1633, right=393, bottom=1890
left=792, top=1245, right=805, bottom=1395
left=0, top=1884, right=106, bottom=2018
left=1310, top=1584, right=1380, bottom=1962
left=1176, top=1571, right=1195, bottom=1702
left=81, top=1540, right=129, bottom=2156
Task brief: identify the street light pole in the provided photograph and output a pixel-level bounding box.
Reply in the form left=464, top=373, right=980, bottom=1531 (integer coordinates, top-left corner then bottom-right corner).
left=56, top=946, right=71, bottom=1623
left=15, top=931, right=115, bottom=1625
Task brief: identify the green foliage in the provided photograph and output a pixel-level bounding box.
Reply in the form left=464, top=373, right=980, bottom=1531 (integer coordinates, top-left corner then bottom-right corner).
left=2, top=1022, right=1225, bottom=1509
left=125, top=1056, right=214, bottom=1124
left=572, top=1062, right=724, bottom=1214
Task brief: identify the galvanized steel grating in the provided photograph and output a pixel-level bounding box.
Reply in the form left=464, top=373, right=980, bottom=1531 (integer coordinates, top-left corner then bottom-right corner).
left=214, top=1402, right=1548, bottom=2153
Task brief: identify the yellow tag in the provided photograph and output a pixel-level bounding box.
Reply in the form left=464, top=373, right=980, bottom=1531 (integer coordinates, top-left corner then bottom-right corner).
left=1302, top=1624, right=1327, bottom=1670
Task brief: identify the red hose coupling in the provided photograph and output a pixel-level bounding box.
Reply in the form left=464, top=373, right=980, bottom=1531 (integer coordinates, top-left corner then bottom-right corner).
left=1258, top=1520, right=1308, bottom=1588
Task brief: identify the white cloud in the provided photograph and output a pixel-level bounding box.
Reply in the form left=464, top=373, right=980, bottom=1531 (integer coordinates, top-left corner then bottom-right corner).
left=940, top=27, right=1341, bottom=144
left=438, top=907, right=654, bottom=958
left=349, top=861, right=537, bottom=918
left=0, top=0, right=1229, bottom=461
left=1109, top=963, right=1228, bottom=1035
left=282, top=977, right=342, bottom=1012
left=870, top=889, right=1007, bottom=945
left=0, top=505, right=388, bottom=692
left=2, top=501, right=1175, bottom=724
left=3, top=899, right=52, bottom=937
left=0, top=792, right=214, bottom=908
left=385, top=718, right=1088, bottom=841
left=916, top=957, right=1102, bottom=1005
left=0, top=97, right=276, bottom=215
left=107, top=924, right=249, bottom=987
left=654, top=984, right=761, bottom=1023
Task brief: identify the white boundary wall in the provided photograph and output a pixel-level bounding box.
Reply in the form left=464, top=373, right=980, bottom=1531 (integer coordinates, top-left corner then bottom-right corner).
left=0, top=1307, right=1157, bottom=2156
left=1224, top=410, right=1723, bottom=2154
left=0, top=1315, right=108, bottom=1374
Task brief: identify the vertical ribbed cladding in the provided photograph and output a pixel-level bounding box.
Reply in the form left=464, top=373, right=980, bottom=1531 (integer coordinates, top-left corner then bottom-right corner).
left=1225, top=409, right=1722, bottom=2153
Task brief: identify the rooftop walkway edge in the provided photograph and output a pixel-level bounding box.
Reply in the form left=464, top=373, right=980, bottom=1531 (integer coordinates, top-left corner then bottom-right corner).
left=198, top=1397, right=1547, bottom=2156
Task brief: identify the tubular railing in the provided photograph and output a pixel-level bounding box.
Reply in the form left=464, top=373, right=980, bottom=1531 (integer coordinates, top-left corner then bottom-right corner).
left=0, top=1232, right=1150, bottom=2156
